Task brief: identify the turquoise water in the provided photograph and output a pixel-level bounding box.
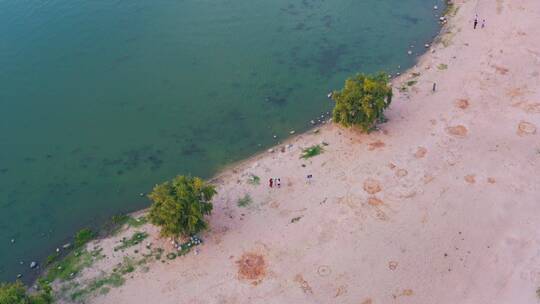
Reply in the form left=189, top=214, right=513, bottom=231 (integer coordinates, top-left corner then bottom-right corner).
left=0, top=0, right=443, bottom=282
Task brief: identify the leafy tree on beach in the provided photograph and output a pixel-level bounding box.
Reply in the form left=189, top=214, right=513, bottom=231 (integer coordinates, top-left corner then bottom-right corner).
left=0, top=281, right=27, bottom=304
left=148, top=175, right=216, bottom=238
left=331, top=73, right=393, bottom=132
left=0, top=280, right=52, bottom=304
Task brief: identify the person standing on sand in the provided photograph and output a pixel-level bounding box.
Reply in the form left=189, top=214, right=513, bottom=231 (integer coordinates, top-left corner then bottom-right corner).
left=277, top=178, right=281, bottom=188
left=269, top=178, right=273, bottom=188
left=482, top=19, right=485, bottom=28
left=474, top=17, right=478, bottom=29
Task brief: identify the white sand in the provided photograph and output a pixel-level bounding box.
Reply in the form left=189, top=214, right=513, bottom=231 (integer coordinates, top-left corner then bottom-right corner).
left=67, top=0, right=540, bottom=303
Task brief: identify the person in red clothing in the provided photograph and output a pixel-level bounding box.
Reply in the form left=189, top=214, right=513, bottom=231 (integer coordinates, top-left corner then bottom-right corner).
left=269, top=178, right=273, bottom=188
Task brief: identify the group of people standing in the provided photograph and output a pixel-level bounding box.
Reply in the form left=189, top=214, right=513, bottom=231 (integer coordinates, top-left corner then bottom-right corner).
left=269, top=178, right=281, bottom=188
left=473, top=14, right=485, bottom=29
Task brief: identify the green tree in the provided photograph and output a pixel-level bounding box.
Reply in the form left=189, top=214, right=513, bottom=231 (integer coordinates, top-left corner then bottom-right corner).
left=148, top=176, right=216, bottom=238
left=0, top=281, right=28, bottom=304
left=0, top=280, right=52, bottom=304
left=331, top=73, right=393, bottom=131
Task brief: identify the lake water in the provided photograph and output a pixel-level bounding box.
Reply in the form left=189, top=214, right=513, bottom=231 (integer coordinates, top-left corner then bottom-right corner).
left=0, top=0, right=443, bottom=282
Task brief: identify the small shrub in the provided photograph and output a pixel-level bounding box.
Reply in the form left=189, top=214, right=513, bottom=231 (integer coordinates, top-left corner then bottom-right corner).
left=406, top=80, right=417, bottom=86
left=45, top=252, right=60, bottom=266
left=111, top=214, right=129, bottom=225
left=74, top=228, right=95, bottom=248
left=301, top=145, right=324, bottom=159
left=237, top=194, right=252, bottom=208
left=437, top=63, right=448, bottom=70
left=247, top=174, right=260, bottom=185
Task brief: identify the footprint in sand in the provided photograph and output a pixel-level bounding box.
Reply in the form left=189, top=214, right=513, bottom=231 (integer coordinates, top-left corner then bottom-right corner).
left=363, top=179, right=382, bottom=194
left=317, top=265, right=332, bottom=277
left=414, top=146, right=428, bottom=158
left=396, top=169, right=408, bottom=178
left=393, top=289, right=414, bottom=299
left=294, top=274, right=313, bottom=294
left=368, top=197, right=384, bottom=206
left=512, top=101, right=540, bottom=113
left=446, top=125, right=468, bottom=137
left=455, top=99, right=470, bottom=109
left=492, top=65, right=509, bottom=75
left=368, top=140, right=385, bottom=151
left=517, top=121, right=536, bottom=136
left=366, top=197, right=392, bottom=221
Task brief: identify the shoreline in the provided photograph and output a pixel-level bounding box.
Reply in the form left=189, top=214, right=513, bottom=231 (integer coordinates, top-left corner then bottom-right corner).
left=20, top=8, right=446, bottom=287
left=34, top=0, right=452, bottom=292
left=36, top=0, right=540, bottom=302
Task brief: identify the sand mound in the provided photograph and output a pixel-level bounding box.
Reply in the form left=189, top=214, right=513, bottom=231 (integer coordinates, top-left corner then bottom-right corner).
left=414, top=146, right=428, bottom=158
left=368, top=197, right=384, bottom=206
left=236, top=253, right=266, bottom=282
left=363, top=179, right=382, bottom=194
left=464, top=175, right=476, bottom=184
left=455, top=99, right=470, bottom=109
left=446, top=125, right=468, bottom=137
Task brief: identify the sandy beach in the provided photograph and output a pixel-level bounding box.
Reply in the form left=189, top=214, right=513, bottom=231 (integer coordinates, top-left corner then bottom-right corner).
left=52, top=0, right=540, bottom=303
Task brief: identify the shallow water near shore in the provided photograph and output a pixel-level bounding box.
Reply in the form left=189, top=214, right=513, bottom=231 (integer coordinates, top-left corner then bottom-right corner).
left=0, top=0, right=443, bottom=282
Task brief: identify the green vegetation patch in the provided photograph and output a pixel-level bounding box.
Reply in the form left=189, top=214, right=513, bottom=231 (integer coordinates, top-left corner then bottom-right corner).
left=301, top=145, right=324, bottom=159
left=237, top=194, right=252, bottom=208
left=406, top=80, right=417, bottom=86
left=109, top=215, right=148, bottom=234
left=0, top=280, right=53, bottom=304
left=247, top=174, right=260, bottom=185
left=443, top=1, right=459, bottom=17
left=114, top=231, right=148, bottom=251
left=45, top=252, right=60, bottom=266
left=74, top=228, right=96, bottom=248
left=45, top=247, right=103, bottom=282
left=437, top=63, right=448, bottom=70
left=70, top=273, right=125, bottom=301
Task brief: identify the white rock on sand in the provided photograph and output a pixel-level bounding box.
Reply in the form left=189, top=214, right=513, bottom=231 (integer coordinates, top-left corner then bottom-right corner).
left=81, top=0, right=540, bottom=303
